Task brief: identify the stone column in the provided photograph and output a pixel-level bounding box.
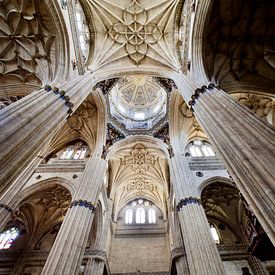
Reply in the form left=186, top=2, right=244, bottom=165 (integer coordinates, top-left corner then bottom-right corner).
left=169, top=209, right=190, bottom=275
left=188, top=84, right=275, bottom=244
left=41, top=153, right=107, bottom=275
left=0, top=156, right=42, bottom=231
left=0, top=73, right=97, bottom=195
left=169, top=153, right=226, bottom=275
left=247, top=254, right=267, bottom=275
left=85, top=200, right=112, bottom=275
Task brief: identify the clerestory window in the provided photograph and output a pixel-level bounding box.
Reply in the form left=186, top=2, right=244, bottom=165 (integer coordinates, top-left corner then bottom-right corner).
left=75, top=1, right=90, bottom=61
left=59, top=142, right=88, bottom=160
left=123, top=199, right=157, bottom=225
left=189, top=140, right=215, bottom=157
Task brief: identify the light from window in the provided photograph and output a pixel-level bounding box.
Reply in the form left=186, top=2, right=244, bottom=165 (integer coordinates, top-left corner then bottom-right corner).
left=60, top=147, right=74, bottom=159
left=75, top=1, right=89, bottom=60
left=201, top=145, right=215, bottom=157
left=210, top=224, right=220, bottom=244
left=189, top=140, right=215, bottom=157
left=125, top=209, right=133, bottom=224
left=0, top=228, right=19, bottom=249
left=59, top=143, right=88, bottom=160
left=148, top=208, right=156, bottom=224
left=136, top=207, right=145, bottom=224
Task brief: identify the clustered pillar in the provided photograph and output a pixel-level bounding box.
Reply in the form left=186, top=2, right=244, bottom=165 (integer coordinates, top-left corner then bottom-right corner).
left=189, top=84, right=275, bottom=244
left=41, top=153, right=107, bottom=274
left=85, top=200, right=113, bottom=275
left=169, top=153, right=226, bottom=275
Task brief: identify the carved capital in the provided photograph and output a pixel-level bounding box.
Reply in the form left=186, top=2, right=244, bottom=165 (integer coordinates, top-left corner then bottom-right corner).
left=171, top=246, right=186, bottom=259
left=70, top=200, right=96, bottom=213
left=86, top=249, right=107, bottom=262
left=177, top=197, right=201, bottom=211
left=189, top=83, right=217, bottom=111
left=0, top=204, right=13, bottom=213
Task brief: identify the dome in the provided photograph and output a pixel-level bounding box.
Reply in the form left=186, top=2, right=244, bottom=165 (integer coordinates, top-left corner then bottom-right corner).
left=109, top=75, right=167, bottom=130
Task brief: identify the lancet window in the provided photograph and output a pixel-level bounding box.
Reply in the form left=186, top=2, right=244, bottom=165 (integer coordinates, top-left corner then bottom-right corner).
left=0, top=227, right=19, bottom=250
left=189, top=140, right=215, bottom=157
left=123, top=199, right=157, bottom=225
left=59, top=142, right=89, bottom=160
left=75, top=0, right=90, bottom=60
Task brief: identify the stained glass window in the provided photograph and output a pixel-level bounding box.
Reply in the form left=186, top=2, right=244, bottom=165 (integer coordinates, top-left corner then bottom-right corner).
left=59, top=142, right=88, bottom=160
left=0, top=227, right=19, bottom=249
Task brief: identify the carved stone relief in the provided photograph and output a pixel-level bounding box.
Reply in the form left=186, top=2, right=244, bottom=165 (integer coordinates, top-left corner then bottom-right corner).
left=87, top=0, right=181, bottom=70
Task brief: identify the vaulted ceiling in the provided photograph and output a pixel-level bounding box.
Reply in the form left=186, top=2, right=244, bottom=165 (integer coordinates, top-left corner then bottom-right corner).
left=203, top=0, right=275, bottom=94
left=84, top=0, right=182, bottom=73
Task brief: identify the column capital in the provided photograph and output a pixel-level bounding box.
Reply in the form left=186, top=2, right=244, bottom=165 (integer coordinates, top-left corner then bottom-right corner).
left=188, top=83, right=217, bottom=112
left=171, top=246, right=186, bottom=260
left=176, top=197, right=201, bottom=211
left=85, top=249, right=107, bottom=262
left=0, top=203, right=13, bottom=213
left=69, top=200, right=96, bottom=213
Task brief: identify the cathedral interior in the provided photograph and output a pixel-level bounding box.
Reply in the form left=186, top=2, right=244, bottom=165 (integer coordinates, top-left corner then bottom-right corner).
left=0, top=0, right=275, bottom=274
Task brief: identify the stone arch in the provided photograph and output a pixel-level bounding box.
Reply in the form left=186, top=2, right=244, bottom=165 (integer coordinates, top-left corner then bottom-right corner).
left=200, top=179, right=245, bottom=245
left=198, top=176, right=234, bottom=196
left=107, top=136, right=170, bottom=222
left=18, top=177, right=75, bottom=204
left=169, top=91, right=208, bottom=151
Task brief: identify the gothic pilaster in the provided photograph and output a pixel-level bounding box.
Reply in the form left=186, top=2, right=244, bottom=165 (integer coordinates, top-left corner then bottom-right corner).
left=41, top=154, right=107, bottom=275
left=190, top=85, right=275, bottom=244
left=169, top=153, right=225, bottom=275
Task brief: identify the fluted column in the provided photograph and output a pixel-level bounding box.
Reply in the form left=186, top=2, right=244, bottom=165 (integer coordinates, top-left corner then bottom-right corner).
left=189, top=85, right=275, bottom=244
left=85, top=200, right=112, bottom=275
left=41, top=153, right=107, bottom=275
left=169, top=153, right=225, bottom=275
left=0, top=73, right=96, bottom=195
left=169, top=209, right=190, bottom=275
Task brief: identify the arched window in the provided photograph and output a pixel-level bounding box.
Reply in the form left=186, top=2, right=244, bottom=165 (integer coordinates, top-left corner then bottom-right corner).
left=0, top=227, right=19, bottom=249
left=210, top=224, right=220, bottom=244
left=189, top=140, right=215, bottom=157
left=136, top=207, right=145, bottom=224
left=75, top=1, right=90, bottom=61
left=148, top=208, right=156, bottom=224
left=125, top=209, right=133, bottom=224
left=59, top=142, right=88, bottom=160
left=120, top=199, right=160, bottom=225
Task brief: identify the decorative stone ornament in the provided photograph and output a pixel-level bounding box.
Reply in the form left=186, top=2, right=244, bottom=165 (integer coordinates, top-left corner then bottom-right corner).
left=177, top=197, right=201, bottom=211
left=70, top=200, right=96, bottom=213
left=108, top=0, right=162, bottom=65
left=44, top=85, right=74, bottom=114
left=188, top=83, right=216, bottom=112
